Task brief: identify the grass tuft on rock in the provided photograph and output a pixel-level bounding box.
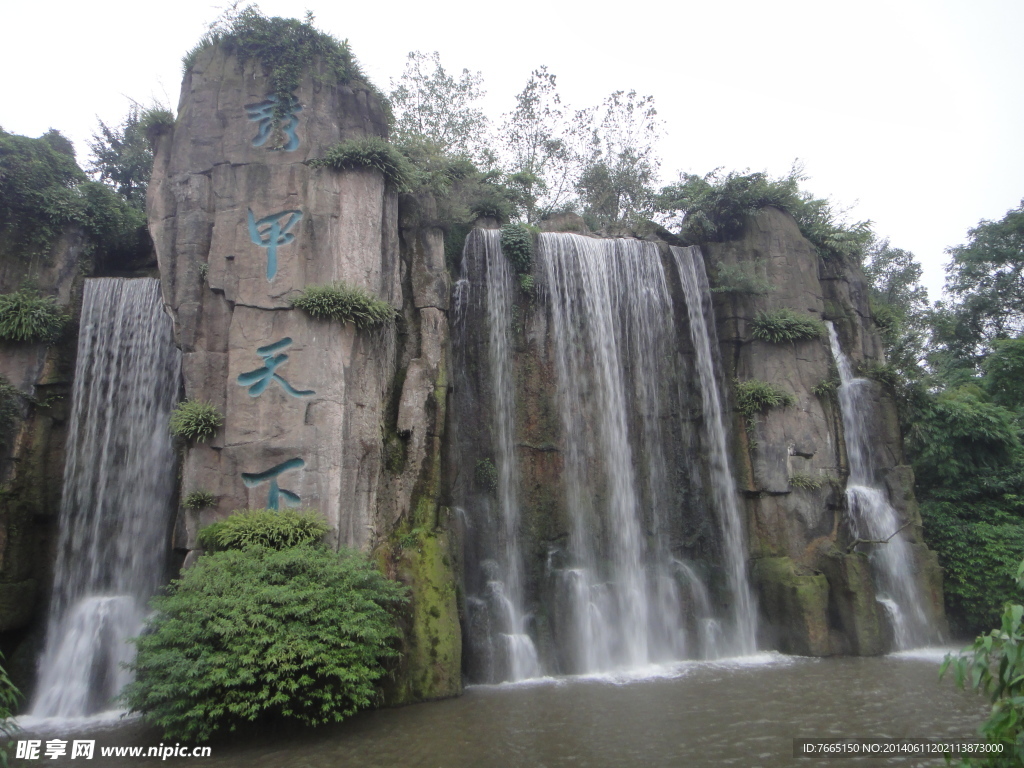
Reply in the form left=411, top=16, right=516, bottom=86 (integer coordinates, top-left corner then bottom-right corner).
left=750, top=308, right=824, bottom=344
left=290, top=282, right=397, bottom=328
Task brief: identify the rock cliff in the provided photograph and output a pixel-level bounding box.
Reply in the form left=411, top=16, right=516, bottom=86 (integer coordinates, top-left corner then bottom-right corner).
left=149, top=44, right=459, bottom=700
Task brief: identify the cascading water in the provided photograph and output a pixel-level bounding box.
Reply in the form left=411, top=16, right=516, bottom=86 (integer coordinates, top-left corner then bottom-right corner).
left=457, top=231, right=757, bottom=681
left=826, top=322, right=932, bottom=648
left=542, top=234, right=688, bottom=672
left=30, top=278, right=180, bottom=719
left=456, top=230, right=540, bottom=682
left=672, top=246, right=758, bottom=655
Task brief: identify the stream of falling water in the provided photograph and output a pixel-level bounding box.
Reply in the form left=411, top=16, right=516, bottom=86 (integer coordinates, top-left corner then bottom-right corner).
left=826, top=322, right=933, bottom=648
left=541, top=234, right=688, bottom=672
left=671, top=246, right=758, bottom=654
left=30, top=278, right=180, bottom=720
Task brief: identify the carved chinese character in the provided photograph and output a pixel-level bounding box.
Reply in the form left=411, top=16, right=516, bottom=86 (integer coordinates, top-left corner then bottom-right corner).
left=242, top=457, right=305, bottom=510
left=245, top=94, right=302, bottom=151
left=237, top=337, right=315, bottom=398
left=247, top=209, right=302, bottom=281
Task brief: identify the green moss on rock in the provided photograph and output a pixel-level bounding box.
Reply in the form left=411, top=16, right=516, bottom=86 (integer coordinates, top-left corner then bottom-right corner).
left=753, top=556, right=831, bottom=656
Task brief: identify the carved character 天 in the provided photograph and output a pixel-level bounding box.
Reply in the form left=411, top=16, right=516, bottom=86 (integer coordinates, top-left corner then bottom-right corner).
left=236, top=337, right=315, bottom=398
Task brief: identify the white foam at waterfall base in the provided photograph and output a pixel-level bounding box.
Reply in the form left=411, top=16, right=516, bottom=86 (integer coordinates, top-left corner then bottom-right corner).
left=29, top=278, right=180, bottom=720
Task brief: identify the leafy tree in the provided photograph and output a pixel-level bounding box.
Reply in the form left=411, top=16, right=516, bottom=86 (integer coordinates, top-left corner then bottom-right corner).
left=88, top=103, right=159, bottom=207
left=863, top=238, right=931, bottom=414
left=122, top=544, right=407, bottom=741
left=576, top=90, right=661, bottom=227
left=389, top=51, right=489, bottom=160
left=943, top=560, right=1024, bottom=765
left=500, top=67, right=585, bottom=223
left=932, top=200, right=1024, bottom=372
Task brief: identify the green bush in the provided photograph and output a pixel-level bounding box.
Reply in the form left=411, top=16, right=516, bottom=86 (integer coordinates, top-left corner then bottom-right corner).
left=858, top=361, right=900, bottom=389
left=122, top=544, right=406, bottom=741
left=197, top=508, right=328, bottom=552
left=750, top=308, right=824, bottom=343
left=169, top=400, right=223, bottom=443
left=182, top=490, right=216, bottom=510
left=309, top=137, right=412, bottom=191
left=500, top=223, right=534, bottom=275
left=475, top=458, right=498, bottom=493
left=942, top=560, right=1024, bottom=765
left=290, top=282, right=397, bottom=328
left=733, top=378, right=796, bottom=419
left=0, top=290, right=66, bottom=344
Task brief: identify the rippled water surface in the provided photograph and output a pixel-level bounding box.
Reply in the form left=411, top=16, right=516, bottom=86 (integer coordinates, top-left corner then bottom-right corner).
left=24, top=651, right=988, bottom=767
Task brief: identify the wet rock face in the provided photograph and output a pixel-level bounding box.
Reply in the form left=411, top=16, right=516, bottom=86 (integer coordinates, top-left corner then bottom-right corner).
left=706, top=206, right=947, bottom=652
left=150, top=46, right=459, bottom=699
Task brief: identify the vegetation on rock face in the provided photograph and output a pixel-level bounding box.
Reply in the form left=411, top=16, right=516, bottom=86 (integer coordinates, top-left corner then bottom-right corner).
left=500, top=223, right=534, bottom=275
left=789, top=473, right=825, bottom=491
left=197, top=508, right=328, bottom=552
left=0, top=290, right=66, bottom=344
left=182, top=490, right=216, bottom=510
left=184, top=6, right=377, bottom=122
left=309, top=137, right=412, bottom=190
left=733, top=378, right=796, bottom=420
left=0, top=652, right=21, bottom=764
left=122, top=543, right=406, bottom=741
left=942, top=560, right=1024, bottom=765
left=290, top=282, right=397, bottom=328
left=656, top=167, right=872, bottom=264
left=750, top=308, right=824, bottom=344
left=0, top=379, right=22, bottom=449
left=169, top=400, right=223, bottom=443
left=475, top=458, right=498, bottom=493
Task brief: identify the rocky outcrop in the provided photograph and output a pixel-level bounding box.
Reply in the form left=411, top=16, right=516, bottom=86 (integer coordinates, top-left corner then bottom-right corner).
left=705, top=206, right=947, bottom=653
left=150, top=45, right=458, bottom=700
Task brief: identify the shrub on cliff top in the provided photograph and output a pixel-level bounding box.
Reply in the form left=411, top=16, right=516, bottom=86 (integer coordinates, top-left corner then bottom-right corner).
left=290, top=282, right=397, bottom=328
left=122, top=544, right=407, bottom=741
left=198, top=508, right=328, bottom=552
left=183, top=6, right=378, bottom=123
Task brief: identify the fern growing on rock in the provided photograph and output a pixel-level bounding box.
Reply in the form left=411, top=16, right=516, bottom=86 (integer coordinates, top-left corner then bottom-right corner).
left=290, top=282, right=396, bottom=328
left=169, top=400, right=223, bottom=443
left=0, top=290, right=66, bottom=344
left=198, top=508, right=329, bottom=552
left=750, top=308, right=824, bottom=343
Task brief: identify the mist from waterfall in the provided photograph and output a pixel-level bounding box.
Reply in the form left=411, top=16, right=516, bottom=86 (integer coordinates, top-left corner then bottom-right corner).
left=30, top=278, right=180, bottom=719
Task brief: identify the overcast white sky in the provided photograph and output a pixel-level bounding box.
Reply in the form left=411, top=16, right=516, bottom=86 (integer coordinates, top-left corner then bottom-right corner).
left=3, top=0, right=1022, bottom=299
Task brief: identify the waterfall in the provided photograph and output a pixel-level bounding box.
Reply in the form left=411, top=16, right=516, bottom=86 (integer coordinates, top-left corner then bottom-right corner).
left=541, top=234, right=686, bottom=672
left=456, top=230, right=540, bottom=682
left=30, top=278, right=180, bottom=719
left=671, top=246, right=758, bottom=655
left=826, top=322, right=932, bottom=648
left=457, top=231, right=758, bottom=680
